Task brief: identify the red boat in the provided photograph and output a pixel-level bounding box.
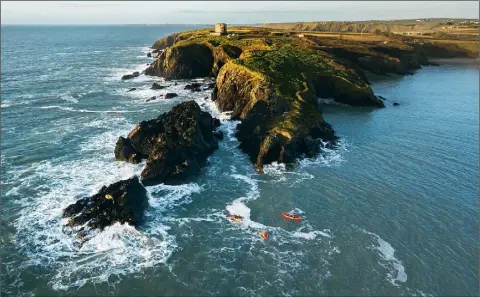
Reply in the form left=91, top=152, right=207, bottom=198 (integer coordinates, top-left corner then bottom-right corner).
left=281, top=212, right=302, bottom=221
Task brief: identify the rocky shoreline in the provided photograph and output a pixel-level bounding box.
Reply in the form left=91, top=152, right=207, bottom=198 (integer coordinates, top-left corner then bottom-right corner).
left=63, top=26, right=470, bottom=238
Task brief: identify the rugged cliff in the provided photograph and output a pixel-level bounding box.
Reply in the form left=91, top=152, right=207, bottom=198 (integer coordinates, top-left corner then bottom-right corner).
left=144, top=26, right=460, bottom=170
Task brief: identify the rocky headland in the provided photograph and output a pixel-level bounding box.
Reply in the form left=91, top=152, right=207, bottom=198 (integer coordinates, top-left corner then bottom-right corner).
left=143, top=26, right=472, bottom=171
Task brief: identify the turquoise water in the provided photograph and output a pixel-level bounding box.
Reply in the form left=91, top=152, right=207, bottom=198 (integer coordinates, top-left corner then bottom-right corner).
left=1, top=25, right=478, bottom=296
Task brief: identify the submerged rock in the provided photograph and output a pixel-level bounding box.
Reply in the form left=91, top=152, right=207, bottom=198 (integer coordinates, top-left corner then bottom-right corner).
left=146, top=96, right=157, bottom=102
left=151, top=82, right=165, bottom=90
left=127, top=87, right=137, bottom=92
left=114, top=101, right=219, bottom=185
left=62, top=176, right=148, bottom=230
left=164, top=93, right=178, bottom=99
left=184, top=83, right=202, bottom=92
left=121, top=72, right=140, bottom=80
left=393, top=102, right=400, bottom=106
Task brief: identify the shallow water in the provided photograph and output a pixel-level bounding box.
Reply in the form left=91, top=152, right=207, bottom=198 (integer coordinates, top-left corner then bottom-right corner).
left=1, top=25, right=478, bottom=296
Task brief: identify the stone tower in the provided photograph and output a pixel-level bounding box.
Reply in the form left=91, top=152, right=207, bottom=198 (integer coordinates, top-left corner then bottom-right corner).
left=214, top=23, right=227, bottom=35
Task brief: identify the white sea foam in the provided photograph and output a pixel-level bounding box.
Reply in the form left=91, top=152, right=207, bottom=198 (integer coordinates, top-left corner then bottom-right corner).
left=39, top=105, right=144, bottom=113
left=361, top=228, right=407, bottom=286
left=298, top=139, right=348, bottom=168
left=6, top=116, right=189, bottom=290
left=59, top=93, right=79, bottom=104
left=103, top=63, right=151, bottom=83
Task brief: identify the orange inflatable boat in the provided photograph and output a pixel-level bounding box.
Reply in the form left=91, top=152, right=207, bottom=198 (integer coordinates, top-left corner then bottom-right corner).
left=281, top=212, right=302, bottom=221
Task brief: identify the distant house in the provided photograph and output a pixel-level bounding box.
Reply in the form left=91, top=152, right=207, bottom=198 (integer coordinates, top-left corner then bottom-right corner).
left=296, top=33, right=305, bottom=38
left=210, top=23, right=227, bottom=36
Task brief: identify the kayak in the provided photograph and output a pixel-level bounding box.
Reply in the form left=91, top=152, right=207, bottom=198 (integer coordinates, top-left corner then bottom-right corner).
left=231, top=214, right=243, bottom=222
left=260, top=231, right=269, bottom=240
left=281, top=212, right=302, bottom=221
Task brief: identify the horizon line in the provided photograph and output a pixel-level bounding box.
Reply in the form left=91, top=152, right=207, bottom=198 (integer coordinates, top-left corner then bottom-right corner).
left=1, top=17, right=479, bottom=26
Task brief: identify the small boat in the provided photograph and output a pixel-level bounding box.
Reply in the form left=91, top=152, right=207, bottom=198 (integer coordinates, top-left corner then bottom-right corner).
left=281, top=212, right=302, bottom=221
left=260, top=231, right=269, bottom=240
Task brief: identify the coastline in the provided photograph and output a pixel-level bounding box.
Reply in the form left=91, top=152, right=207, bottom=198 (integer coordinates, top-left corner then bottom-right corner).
left=429, top=57, right=480, bottom=66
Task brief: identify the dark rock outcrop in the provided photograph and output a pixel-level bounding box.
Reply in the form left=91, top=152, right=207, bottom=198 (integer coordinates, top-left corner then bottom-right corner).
left=184, top=83, right=202, bottom=92
left=115, top=137, right=143, bottom=163
left=147, top=52, right=152, bottom=58
left=393, top=102, right=400, bottom=106
left=165, top=93, right=178, bottom=99
left=127, top=87, right=137, bottom=92
left=114, top=101, right=219, bottom=185
left=122, top=72, right=140, bottom=80
left=151, top=82, right=165, bottom=90
left=63, top=176, right=148, bottom=230
left=146, top=96, right=157, bottom=102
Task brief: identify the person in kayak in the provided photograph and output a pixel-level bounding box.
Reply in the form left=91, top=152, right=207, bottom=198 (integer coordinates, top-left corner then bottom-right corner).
left=281, top=210, right=302, bottom=221
left=260, top=231, right=269, bottom=240
left=231, top=214, right=243, bottom=222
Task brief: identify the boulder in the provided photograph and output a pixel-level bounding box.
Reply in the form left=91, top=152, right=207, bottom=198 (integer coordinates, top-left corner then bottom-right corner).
left=393, top=102, right=400, bottom=106
left=63, top=176, right=148, bottom=230
left=127, top=87, right=137, bottom=92
left=151, top=82, right=165, bottom=90
left=121, top=72, right=140, bottom=80
left=114, top=101, right=219, bottom=185
left=165, top=93, right=178, bottom=99
left=146, top=96, right=157, bottom=102
left=147, top=52, right=152, bottom=58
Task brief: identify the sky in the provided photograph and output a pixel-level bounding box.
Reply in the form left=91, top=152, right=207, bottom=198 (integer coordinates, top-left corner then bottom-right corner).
left=1, top=1, right=479, bottom=25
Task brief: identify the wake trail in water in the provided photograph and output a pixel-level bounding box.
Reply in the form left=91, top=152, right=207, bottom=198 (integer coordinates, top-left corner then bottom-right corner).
left=359, top=228, right=407, bottom=286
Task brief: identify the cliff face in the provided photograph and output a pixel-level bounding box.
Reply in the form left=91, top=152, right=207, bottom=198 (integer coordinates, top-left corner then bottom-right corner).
left=144, top=26, right=464, bottom=170
left=212, top=61, right=338, bottom=168
left=145, top=44, right=214, bottom=78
